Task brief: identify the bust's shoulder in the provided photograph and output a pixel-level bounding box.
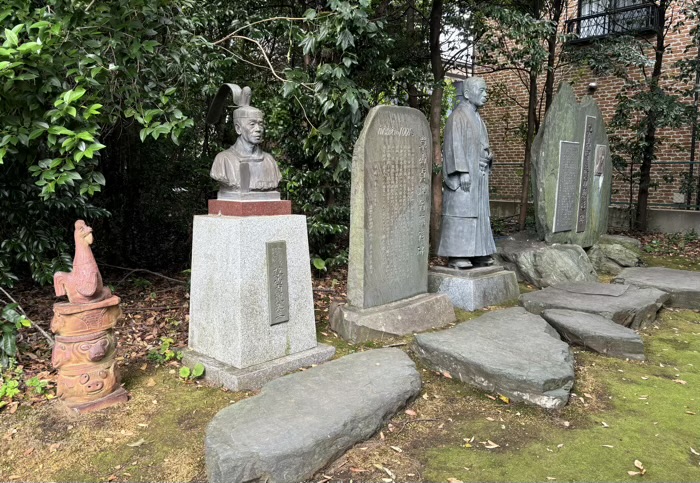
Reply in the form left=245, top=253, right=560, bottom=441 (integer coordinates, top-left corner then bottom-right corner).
left=214, top=147, right=240, bottom=162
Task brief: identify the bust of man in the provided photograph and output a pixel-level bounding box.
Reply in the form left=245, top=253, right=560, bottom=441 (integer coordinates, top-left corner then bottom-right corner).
left=208, top=85, right=281, bottom=199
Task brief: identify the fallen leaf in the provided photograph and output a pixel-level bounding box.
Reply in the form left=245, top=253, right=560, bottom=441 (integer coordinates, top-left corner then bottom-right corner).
left=126, top=438, right=146, bottom=447
left=139, top=363, right=147, bottom=371
left=137, top=423, right=148, bottom=428
left=498, top=394, right=510, bottom=404
left=48, top=443, right=61, bottom=452
left=485, top=394, right=497, bottom=400
left=486, top=417, right=495, bottom=422
left=107, top=476, right=118, bottom=482
left=484, top=440, right=500, bottom=449
left=628, top=471, right=641, bottom=476
left=447, top=478, right=464, bottom=483
left=390, top=446, right=403, bottom=453
left=442, top=371, right=452, bottom=379
left=634, top=460, right=644, bottom=471
left=584, top=392, right=593, bottom=398
left=602, top=445, right=614, bottom=448
left=686, top=411, right=696, bottom=415
left=379, top=431, right=385, bottom=440
left=691, top=447, right=700, bottom=456
left=557, top=443, right=564, bottom=448
left=104, top=438, right=114, bottom=443
left=146, top=378, right=157, bottom=387
left=547, top=478, right=557, bottom=481
left=673, top=379, right=687, bottom=385
left=23, top=447, right=34, bottom=456
left=601, top=421, right=610, bottom=428
left=350, top=468, right=368, bottom=473
left=405, top=409, right=417, bottom=417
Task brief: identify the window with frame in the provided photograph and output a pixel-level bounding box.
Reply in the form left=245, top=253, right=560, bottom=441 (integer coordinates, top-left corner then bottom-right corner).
left=568, top=0, right=659, bottom=41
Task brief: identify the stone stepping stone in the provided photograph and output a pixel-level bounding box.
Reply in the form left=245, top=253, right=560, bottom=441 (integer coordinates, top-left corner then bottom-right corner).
left=520, top=281, right=669, bottom=330
left=614, top=267, right=700, bottom=309
left=413, top=307, right=574, bottom=409
left=205, top=348, right=421, bottom=483
left=541, top=309, right=645, bottom=360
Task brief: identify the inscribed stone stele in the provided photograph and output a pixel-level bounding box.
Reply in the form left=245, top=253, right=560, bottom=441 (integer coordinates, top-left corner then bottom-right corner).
left=531, top=83, right=612, bottom=247
left=347, top=106, right=432, bottom=309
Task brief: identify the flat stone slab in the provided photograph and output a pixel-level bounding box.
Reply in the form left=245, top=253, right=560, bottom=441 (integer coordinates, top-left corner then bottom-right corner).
left=206, top=348, right=421, bottom=483
left=613, top=267, right=700, bottom=309
left=182, top=344, right=336, bottom=392
left=496, top=235, right=597, bottom=288
left=413, top=307, right=574, bottom=409
left=428, top=266, right=519, bottom=311
left=330, top=293, right=455, bottom=343
left=541, top=309, right=645, bottom=360
left=520, top=282, right=669, bottom=330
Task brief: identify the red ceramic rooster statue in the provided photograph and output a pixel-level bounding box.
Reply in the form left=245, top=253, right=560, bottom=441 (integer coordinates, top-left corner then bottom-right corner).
left=53, top=220, right=111, bottom=304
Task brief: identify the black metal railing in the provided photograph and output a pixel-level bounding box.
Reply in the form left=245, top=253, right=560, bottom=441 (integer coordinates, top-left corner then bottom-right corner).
left=566, top=3, right=659, bottom=42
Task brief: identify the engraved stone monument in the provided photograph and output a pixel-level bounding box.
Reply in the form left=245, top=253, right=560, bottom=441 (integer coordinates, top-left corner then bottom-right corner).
left=184, top=83, right=334, bottom=390
left=330, top=106, right=455, bottom=343
left=52, top=220, right=128, bottom=414
left=531, top=82, right=612, bottom=247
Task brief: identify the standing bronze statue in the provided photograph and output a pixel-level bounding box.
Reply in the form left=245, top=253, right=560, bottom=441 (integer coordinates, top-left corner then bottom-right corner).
left=437, top=77, right=497, bottom=269
left=207, top=84, right=281, bottom=199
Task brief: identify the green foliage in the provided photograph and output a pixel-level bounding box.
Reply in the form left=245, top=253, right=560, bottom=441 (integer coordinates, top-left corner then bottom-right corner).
left=1, top=0, right=209, bottom=285
left=0, top=302, right=31, bottom=369
left=25, top=375, right=48, bottom=395
left=0, top=363, right=22, bottom=410
left=179, top=362, right=204, bottom=381
left=147, top=337, right=182, bottom=365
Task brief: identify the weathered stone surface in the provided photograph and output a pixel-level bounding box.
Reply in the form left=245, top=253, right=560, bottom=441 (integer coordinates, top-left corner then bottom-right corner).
left=413, top=307, right=574, bottom=408
left=531, top=83, right=612, bottom=247
left=599, top=234, right=643, bottom=251
left=495, top=235, right=597, bottom=288
left=428, top=266, right=519, bottom=311
left=206, top=349, right=421, bottom=483
left=182, top=344, right=336, bottom=392
left=614, top=267, right=700, bottom=309
left=189, top=215, right=317, bottom=369
left=520, top=282, right=669, bottom=329
left=541, top=309, right=645, bottom=360
left=348, top=106, right=432, bottom=309
left=587, top=243, right=643, bottom=275
left=329, top=293, right=455, bottom=344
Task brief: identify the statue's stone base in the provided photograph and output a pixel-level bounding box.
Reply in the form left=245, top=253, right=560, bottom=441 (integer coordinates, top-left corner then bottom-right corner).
left=189, top=214, right=320, bottom=371
left=182, top=345, right=335, bottom=392
left=62, top=386, right=129, bottom=415
left=209, top=199, right=291, bottom=216
left=428, top=266, right=520, bottom=311
left=329, top=293, right=455, bottom=344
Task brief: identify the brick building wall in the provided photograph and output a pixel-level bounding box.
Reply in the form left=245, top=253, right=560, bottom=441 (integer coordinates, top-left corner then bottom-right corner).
left=471, top=0, right=697, bottom=209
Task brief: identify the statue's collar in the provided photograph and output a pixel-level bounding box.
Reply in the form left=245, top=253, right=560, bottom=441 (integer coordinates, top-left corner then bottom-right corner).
left=230, top=143, right=264, bottom=161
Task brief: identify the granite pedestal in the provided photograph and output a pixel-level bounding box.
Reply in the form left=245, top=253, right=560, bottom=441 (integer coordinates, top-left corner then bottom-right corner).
left=428, top=266, right=519, bottom=311
left=329, top=293, right=455, bottom=344
left=187, top=214, right=334, bottom=391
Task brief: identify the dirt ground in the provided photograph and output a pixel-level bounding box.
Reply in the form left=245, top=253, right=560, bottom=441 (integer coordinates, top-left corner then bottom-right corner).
left=1, top=231, right=699, bottom=482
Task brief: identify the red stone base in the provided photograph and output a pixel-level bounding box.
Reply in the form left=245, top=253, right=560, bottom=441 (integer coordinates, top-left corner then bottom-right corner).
left=64, top=386, right=129, bottom=414
left=208, top=199, right=292, bottom=216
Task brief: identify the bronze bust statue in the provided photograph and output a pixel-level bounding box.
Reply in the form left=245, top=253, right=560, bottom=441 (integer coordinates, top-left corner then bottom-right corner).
left=207, top=84, right=281, bottom=199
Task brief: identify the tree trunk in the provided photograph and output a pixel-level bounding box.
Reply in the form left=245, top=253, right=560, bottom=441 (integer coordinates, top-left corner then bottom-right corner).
left=407, top=0, right=420, bottom=109
left=635, top=0, right=666, bottom=230
left=518, top=71, right=538, bottom=231
left=544, top=0, right=563, bottom=112
left=429, top=0, right=444, bottom=253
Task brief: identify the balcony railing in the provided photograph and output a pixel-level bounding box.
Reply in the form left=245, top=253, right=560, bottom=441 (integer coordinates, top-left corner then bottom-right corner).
left=566, top=3, right=659, bottom=42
